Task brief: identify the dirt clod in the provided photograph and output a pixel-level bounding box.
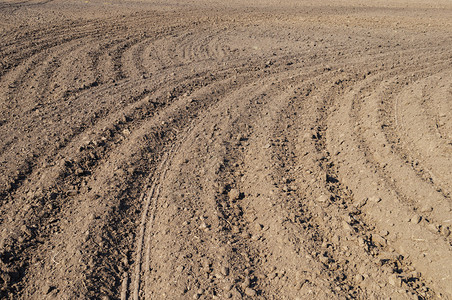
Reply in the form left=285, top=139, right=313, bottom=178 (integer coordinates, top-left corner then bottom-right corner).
left=244, top=287, right=257, bottom=297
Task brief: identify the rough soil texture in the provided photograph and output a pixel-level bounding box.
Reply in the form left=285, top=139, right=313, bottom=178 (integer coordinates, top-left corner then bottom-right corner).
left=0, top=0, right=451, bottom=299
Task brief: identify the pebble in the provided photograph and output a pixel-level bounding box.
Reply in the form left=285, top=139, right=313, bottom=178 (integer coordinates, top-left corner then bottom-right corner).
left=357, top=236, right=365, bottom=247
left=441, top=226, right=451, bottom=237
left=67, top=189, right=78, bottom=196
left=388, top=274, right=402, bottom=287
left=319, top=255, right=329, bottom=264
left=251, top=234, right=260, bottom=241
left=410, top=215, right=421, bottom=224
left=224, top=283, right=233, bottom=291
left=419, top=205, right=433, bottom=213
left=342, top=221, right=353, bottom=232
left=372, top=234, right=387, bottom=246
left=268, top=272, right=277, bottom=280
left=221, top=266, right=229, bottom=276
left=43, top=284, right=52, bottom=294
left=229, top=189, right=240, bottom=200
left=409, top=271, right=420, bottom=279
left=75, top=168, right=84, bottom=176
left=316, top=194, right=329, bottom=203
left=254, top=223, right=263, bottom=231
left=355, top=274, right=364, bottom=282
left=231, top=226, right=240, bottom=234
left=379, top=230, right=389, bottom=236
left=193, top=289, right=204, bottom=299
left=332, top=235, right=340, bottom=243
left=242, top=276, right=250, bottom=288
left=241, top=232, right=250, bottom=239
left=369, top=196, right=381, bottom=203
left=426, top=223, right=438, bottom=233
left=354, top=197, right=367, bottom=208
left=244, top=287, right=256, bottom=297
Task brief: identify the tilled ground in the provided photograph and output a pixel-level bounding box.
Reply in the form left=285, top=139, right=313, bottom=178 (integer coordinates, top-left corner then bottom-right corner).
left=0, top=0, right=451, bottom=299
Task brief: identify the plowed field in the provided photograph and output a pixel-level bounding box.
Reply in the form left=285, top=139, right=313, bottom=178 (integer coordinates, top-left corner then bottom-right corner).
left=0, top=0, right=451, bottom=299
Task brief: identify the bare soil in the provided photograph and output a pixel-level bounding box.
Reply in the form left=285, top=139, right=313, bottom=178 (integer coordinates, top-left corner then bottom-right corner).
left=0, top=0, right=451, bottom=299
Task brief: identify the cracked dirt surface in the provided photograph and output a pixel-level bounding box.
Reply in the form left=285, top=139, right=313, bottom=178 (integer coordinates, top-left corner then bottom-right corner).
left=0, top=0, right=451, bottom=299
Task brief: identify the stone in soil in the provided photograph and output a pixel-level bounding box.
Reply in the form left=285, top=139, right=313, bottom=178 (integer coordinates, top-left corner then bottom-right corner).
left=419, top=205, right=433, bottom=213
left=229, top=188, right=240, bottom=200
left=410, top=214, right=421, bottom=224
left=244, top=287, right=257, bottom=297
left=388, top=274, right=402, bottom=287
left=221, top=266, right=230, bottom=276
left=441, top=226, right=451, bottom=237
left=369, top=196, right=381, bottom=203
left=316, top=194, right=329, bottom=203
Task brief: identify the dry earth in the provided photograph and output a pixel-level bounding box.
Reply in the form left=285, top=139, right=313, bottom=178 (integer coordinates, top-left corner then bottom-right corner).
left=0, top=0, right=451, bottom=299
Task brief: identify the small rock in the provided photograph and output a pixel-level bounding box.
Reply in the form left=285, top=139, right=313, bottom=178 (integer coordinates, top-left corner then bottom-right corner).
left=176, top=265, right=184, bottom=273
left=229, top=189, right=240, bottom=200
left=43, top=284, right=52, bottom=294
left=316, top=194, right=329, bottom=203
left=357, top=236, right=366, bottom=247
left=409, top=271, right=420, bottom=279
left=67, top=189, right=78, bottom=196
left=342, top=221, right=353, bottom=232
left=419, top=205, right=433, bottom=213
left=426, top=223, right=438, bottom=233
left=319, top=255, right=329, bottom=264
left=354, top=197, right=367, bottom=208
left=231, top=225, right=240, bottom=234
left=369, top=196, right=381, bottom=203
left=355, top=274, right=364, bottom=282
left=254, top=223, right=263, bottom=231
left=380, top=230, right=389, bottom=237
left=388, top=274, right=402, bottom=287
left=332, top=235, right=340, bottom=244
left=441, top=226, right=451, bottom=237
left=410, top=215, right=421, bottom=224
left=372, top=234, right=387, bottom=246
left=221, top=266, right=229, bottom=276
left=242, top=277, right=250, bottom=288
left=241, top=232, right=250, bottom=239
left=251, top=234, right=260, bottom=241
left=193, top=289, right=203, bottom=299
left=244, top=287, right=256, bottom=297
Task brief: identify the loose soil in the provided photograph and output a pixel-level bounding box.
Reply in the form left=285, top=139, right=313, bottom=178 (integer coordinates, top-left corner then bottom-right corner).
left=0, top=0, right=451, bottom=299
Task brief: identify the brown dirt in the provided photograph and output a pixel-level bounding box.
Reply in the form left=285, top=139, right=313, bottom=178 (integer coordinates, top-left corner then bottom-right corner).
left=0, top=0, right=451, bottom=299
